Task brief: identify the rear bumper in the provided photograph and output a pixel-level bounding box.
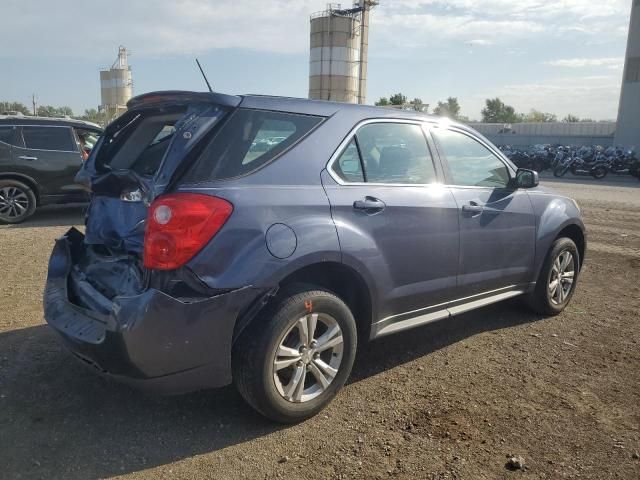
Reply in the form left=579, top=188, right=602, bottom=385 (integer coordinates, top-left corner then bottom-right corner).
left=44, top=228, right=263, bottom=394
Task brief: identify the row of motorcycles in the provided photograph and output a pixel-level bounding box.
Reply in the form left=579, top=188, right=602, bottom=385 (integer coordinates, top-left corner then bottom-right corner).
left=499, top=144, right=640, bottom=180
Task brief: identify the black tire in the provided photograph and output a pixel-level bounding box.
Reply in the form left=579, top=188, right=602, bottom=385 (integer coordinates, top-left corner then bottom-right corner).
left=553, top=166, right=568, bottom=177
left=233, top=284, right=357, bottom=423
left=532, top=160, right=544, bottom=173
left=591, top=166, right=607, bottom=179
left=0, top=180, right=37, bottom=224
left=525, top=237, right=580, bottom=316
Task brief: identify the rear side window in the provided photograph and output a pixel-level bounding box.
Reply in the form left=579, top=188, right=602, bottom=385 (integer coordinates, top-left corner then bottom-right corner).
left=22, top=126, right=75, bottom=151
left=186, top=109, right=323, bottom=181
left=332, top=122, right=437, bottom=184
left=0, top=126, right=18, bottom=146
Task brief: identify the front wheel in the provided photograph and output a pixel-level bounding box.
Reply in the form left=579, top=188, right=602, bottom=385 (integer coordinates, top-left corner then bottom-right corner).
left=0, top=180, right=37, bottom=224
left=233, top=285, right=357, bottom=423
left=532, top=159, right=545, bottom=172
left=525, top=237, right=580, bottom=316
left=553, top=166, right=569, bottom=177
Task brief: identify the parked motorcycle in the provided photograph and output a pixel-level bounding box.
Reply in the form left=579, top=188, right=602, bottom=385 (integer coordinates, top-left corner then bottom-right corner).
left=629, top=154, right=640, bottom=181
left=499, top=143, right=637, bottom=179
left=553, top=153, right=608, bottom=179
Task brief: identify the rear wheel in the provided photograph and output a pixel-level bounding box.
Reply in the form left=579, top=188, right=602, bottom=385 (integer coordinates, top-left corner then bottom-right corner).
left=592, top=166, right=608, bottom=179
left=525, top=238, right=579, bottom=315
left=233, top=285, right=357, bottom=423
left=0, top=180, right=37, bottom=224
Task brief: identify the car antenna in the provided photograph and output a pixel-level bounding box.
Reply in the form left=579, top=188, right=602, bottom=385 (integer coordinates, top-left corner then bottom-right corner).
left=195, top=58, right=213, bottom=93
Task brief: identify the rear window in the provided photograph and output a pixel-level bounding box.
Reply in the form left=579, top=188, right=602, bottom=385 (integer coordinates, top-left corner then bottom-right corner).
left=94, top=107, right=187, bottom=176
left=185, top=109, right=323, bottom=181
left=22, top=126, right=75, bottom=151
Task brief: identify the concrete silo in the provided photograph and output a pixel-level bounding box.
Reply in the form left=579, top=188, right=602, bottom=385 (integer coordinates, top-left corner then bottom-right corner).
left=309, top=1, right=378, bottom=104
left=615, top=1, right=640, bottom=147
left=100, top=46, right=133, bottom=121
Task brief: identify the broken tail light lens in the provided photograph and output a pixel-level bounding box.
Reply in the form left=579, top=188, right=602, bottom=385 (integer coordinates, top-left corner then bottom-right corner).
left=144, top=193, right=233, bottom=270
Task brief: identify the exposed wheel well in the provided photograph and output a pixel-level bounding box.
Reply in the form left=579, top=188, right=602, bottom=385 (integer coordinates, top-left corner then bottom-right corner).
left=0, top=174, right=40, bottom=205
left=278, top=262, right=373, bottom=341
left=556, top=224, right=585, bottom=267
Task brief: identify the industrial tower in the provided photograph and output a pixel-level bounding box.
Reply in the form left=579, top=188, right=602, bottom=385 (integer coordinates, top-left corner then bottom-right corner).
left=615, top=1, right=640, bottom=147
left=100, top=46, right=133, bottom=122
left=308, top=1, right=379, bottom=104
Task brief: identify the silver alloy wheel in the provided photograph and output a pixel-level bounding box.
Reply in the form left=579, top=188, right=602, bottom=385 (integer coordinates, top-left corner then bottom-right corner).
left=272, top=312, right=344, bottom=403
left=0, top=186, right=30, bottom=219
left=548, top=250, right=575, bottom=305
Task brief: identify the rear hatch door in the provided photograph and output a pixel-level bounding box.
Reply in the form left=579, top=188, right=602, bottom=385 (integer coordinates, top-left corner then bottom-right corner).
left=78, top=91, right=240, bottom=253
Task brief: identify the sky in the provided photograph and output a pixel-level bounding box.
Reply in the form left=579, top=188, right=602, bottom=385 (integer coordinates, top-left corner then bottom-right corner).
left=0, top=0, right=632, bottom=120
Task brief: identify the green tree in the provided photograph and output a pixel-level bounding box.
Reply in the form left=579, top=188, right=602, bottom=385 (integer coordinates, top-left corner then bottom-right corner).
left=481, top=98, right=520, bottom=123
left=389, top=93, right=407, bottom=106
left=562, top=114, right=580, bottom=123
left=0, top=101, right=31, bottom=115
left=375, top=97, right=389, bottom=106
left=78, top=108, right=107, bottom=125
left=521, top=109, right=557, bottom=123
left=433, top=97, right=461, bottom=119
left=57, top=106, right=74, bottom=117
left=37, top=105, right=74, bottom=117
left=410, top=97, right=428, bottom=112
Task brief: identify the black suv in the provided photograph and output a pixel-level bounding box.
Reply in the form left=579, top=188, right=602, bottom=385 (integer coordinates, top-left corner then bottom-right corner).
left=0, top=115, right=102, bottom=223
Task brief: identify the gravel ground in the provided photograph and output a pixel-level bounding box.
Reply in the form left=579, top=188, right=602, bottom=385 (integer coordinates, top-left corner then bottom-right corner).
left=0, top=179, right=639, bottom=480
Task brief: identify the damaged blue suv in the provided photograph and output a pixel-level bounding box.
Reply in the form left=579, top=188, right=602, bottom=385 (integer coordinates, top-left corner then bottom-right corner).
left=44, top=91, right=586, bottom=422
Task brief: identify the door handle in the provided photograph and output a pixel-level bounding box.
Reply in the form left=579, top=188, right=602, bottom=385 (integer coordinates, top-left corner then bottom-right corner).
left=462, top=202, right=484, bottom=215
left=18, top=155, right=38, bottom=161
left=353, top=196, right=386, bottom=213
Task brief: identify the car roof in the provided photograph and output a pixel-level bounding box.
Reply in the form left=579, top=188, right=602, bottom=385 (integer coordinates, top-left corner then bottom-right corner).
left=0, top=115, right=102, bottom=131
left=126, top=90, right=463, bottom=128
left=240, top=94, right=440, bottom=121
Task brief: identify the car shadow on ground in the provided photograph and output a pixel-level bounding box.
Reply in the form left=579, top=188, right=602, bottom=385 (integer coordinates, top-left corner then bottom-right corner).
left=350, top=299, right=538, bottom=383
left=0, top=204, right=86, bottom=229
left=0, top=300, right=541, bottom=479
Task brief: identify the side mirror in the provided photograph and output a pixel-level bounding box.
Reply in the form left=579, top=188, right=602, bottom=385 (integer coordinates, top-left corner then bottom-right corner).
left=514, top=168, right=539, bottom=189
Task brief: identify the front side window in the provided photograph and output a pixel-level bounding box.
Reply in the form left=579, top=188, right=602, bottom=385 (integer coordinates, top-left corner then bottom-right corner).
left=332, top=122, right=437, bottom=184
left=431, top=128, right=511, bottom=188
left=187, top=109, right=323, bottom=181
left=22, top=126, right=75, bottom=152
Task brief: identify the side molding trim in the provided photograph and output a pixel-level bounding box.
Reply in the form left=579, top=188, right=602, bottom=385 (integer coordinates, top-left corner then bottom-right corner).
left=371, top=284, right=532, bottom=339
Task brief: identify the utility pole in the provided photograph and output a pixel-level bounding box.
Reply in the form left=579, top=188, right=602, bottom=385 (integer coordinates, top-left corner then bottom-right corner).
left=31, top=93, right=37, bottom=116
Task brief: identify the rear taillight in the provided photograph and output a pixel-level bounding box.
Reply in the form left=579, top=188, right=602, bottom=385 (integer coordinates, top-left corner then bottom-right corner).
left=143, top=193, right=233, bottom=270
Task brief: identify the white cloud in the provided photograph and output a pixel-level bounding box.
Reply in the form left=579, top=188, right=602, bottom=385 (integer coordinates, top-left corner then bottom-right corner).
left=474, top=74, right=623, bottom=119
left=0, top=0, right=330, bottom=57
left=466, top=39, right=494, bottom=47
left=545, top=57, right=623, bottom=68
left=0, top=0, right=631, bottom=120
left=0, top=0, right=630, bottom=58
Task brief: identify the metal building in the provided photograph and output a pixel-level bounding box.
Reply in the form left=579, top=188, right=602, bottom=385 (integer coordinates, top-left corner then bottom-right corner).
left=100, top=46, right=133, bottom=121
left=309, top=1, right=378, bottom=104
left=615, top=1, right=640, bottom=147
left=469, top=122, right=616, bottom=147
